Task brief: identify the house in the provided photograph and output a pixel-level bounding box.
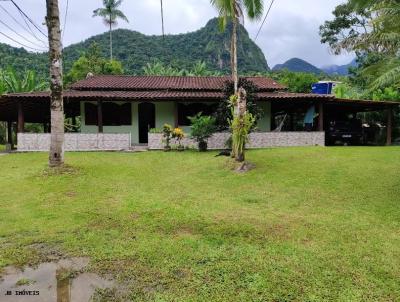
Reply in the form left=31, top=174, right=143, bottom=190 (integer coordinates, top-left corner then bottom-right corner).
left=0, top=75, right=397, bottom=151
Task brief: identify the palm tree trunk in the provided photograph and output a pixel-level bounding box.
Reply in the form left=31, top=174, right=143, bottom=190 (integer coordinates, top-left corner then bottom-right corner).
left=46, top=0, right=64, bottom=167
left=232, top=18, right=238, bottom=93
left=160, top=0, right=165, bottom=39
left=109, top=22, right=113, bottom=60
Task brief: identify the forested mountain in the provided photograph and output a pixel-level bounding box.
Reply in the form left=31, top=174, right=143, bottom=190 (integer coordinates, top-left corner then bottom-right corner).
left=321, top=59, right=357, bottom=76
left=0, top=18, right=269, bottom=78
left=0, top=43, right=48, bottom=80
left=272, top=58, right=323, bottom=74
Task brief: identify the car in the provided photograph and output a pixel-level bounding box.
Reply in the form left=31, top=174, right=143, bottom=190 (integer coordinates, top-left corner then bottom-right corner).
left=326, top=118, right=364, bottom=145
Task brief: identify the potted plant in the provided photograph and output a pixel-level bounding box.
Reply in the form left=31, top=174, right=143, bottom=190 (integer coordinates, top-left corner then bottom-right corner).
left=188, top=113, right=216, bottom=152
left=162, top=124, right=173, bottom=151
left=172, top=128, right=185, bottom=151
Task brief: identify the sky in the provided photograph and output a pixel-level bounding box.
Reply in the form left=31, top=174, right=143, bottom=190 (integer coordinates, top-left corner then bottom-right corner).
left=0, top=0, right=354, bottom=68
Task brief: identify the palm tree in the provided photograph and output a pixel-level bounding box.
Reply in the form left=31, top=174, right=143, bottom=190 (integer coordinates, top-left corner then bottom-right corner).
left=210, top=0, right=263, bottom=163
left=46, top=0, right=64, bottom=167
left=210, top=0, right=263, bottom=93
left=93, top=0, right=129, bottom=60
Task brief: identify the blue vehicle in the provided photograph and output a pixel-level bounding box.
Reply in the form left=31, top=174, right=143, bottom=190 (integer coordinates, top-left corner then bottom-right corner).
left=312, top=81, right=340, bottom=95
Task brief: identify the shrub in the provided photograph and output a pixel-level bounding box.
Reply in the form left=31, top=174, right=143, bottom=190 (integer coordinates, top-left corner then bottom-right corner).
left=188, top=113, right=216, bottom=151
left=162, top=124, right=173, bottom=151
left=229, top=110, right=255, bottom=162
left=172, top=128, right=185, bottom=151
left=149, top=128, right=163, bottom=134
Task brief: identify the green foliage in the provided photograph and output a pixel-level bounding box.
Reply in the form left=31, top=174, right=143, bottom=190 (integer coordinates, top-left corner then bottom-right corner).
left=372, top=87, right=400, bottom=101
left=322, top=0, right=400, bottom=90
left=333, top=83, right=363, bottom=99
left=172, top=128, right=185, bottom=150
left=271, top=70, right=319, bottom=93
left=0, top=43, right=48, bottom=81
left=143, top=60, right=221, bottom=76
left=93, top=0, right=129, bottom=27
left=229, top=110, right=255, bottom=161
left=0, top=70, right=6, bottom=94
left=143, top=61, right=185, bottom=76
left=217, top=78, right=263, bottom=130
left=0, top=18, right=269, bottom=78
left=149, top=128, right=163, bottom=134
left=210, top=0, right=264, bottom=31
left=162, top=124, right=173, bottom=149
left=319, top=2, right=372, bottom=55
left=1, top=68, right=46, bottom=93
left=64, top=116, right=81, bottom=133
left=65, top=43, right=123, bottom=84
left=189, top=113, right=216, bottom=151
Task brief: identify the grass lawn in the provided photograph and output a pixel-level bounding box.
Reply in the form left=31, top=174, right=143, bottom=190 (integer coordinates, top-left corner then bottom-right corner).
left=0, top=147, right=399, bottom=301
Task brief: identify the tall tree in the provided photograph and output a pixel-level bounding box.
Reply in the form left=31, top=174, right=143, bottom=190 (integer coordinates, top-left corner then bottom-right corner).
left=46, top=0, right=64, bottom=167
left=210, top=0, right=263, bottom=162
left=321, top=0, right=400, bottom=90
left=93, top=0, right=129, bottom=60
left=210, top=0, right=263, bottom=93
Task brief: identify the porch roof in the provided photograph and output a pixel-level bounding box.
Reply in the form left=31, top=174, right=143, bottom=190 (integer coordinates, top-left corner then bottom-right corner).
left=1, top=90, right=338, bottom=102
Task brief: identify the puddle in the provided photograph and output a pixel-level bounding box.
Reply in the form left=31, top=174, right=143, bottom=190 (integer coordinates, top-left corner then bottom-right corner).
left=0, top=257, right=114, bottom=302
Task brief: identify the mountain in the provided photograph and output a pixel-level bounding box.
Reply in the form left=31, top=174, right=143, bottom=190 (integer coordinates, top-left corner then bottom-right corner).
left=0, top=43, right=48, bottom=79
left=0, top=18, right=269, bottom=77
left=272, top=58, right=323, bottom=74
left=321, top=59, right=357, bottom=76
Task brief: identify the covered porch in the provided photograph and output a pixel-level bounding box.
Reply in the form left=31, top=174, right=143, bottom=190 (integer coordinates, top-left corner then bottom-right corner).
left=0, top=90, right=397, bottom=151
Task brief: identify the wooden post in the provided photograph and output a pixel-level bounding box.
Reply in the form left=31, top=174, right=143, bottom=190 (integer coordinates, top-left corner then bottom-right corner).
left=7, top=120, right=13, bottom=146
left=289, top=113, right=294, bottom=131
left=97, top=100, right=103, bottom=133
left=174, top=102, right=178, bottom=127
left=386, top=106, right=393, bottom=146
left=17, top=102, right=24, bottom=133
left=318, top=102, right=324, bottom=131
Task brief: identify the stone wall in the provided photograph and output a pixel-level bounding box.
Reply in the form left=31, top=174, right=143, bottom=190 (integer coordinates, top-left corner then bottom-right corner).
left=17, top=133, right=131, bottom=151
left=148, top=132, right=325, bottom=150
left=17, top=132, right=325, bottom=152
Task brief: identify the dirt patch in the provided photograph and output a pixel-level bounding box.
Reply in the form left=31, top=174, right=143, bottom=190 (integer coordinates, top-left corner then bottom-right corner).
left=235, top=161, right=256, bottom=173
left=65, top=191, right=77, bottom=198
left=41, top=164, right=80, bottom=177
left=0, top=257, right=114, bottom=302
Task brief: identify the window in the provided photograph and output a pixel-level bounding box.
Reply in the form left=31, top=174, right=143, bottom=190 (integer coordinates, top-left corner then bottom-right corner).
left=103, top=102, right=132, bottom=126
left=84, top=102, right=132, bottom=126
left=84, top=103, right=98, bottom=125
left=178, top=103, right=216, bottom=126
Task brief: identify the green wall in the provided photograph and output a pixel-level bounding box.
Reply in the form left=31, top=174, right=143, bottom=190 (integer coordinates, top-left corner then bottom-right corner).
left=257, top=101, right=272, bottom=132
left=80, top=100, right=272, bottom=144
left=81, top=101, right=175, bottom=144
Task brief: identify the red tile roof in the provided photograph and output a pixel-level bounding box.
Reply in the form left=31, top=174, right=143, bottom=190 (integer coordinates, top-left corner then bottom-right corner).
left=1, top=90, right=398, bottom=107
left=4, top=90, right=224, bottom=100
left=69, top=75, right=286, bottom=91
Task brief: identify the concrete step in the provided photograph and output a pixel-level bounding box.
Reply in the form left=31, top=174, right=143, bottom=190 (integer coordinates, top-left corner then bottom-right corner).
left=129, top=145, right=149, bottom=152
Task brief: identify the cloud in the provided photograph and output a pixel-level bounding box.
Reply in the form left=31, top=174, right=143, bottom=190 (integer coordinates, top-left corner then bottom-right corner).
left=0, top=0, right=354, bottom=68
